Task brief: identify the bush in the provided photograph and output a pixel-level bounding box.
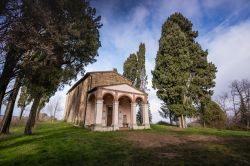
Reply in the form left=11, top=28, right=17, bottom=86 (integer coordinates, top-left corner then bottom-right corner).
left=202, top=101, right=227, bottom=129
left=156, top=121, right=177, bottom=126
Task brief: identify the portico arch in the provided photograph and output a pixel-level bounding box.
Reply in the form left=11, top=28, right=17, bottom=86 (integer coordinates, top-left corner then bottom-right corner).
left=103, top=93, right=114, bottom=127
left=118, top=96, right=132, bottom=127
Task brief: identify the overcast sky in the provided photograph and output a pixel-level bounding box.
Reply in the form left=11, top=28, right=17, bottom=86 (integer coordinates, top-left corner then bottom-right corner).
left=8, top=0, right=250, bottom=122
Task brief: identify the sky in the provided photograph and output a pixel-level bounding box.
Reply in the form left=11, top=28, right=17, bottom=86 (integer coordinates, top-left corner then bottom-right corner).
left=6, top=0, right=250, bottom=123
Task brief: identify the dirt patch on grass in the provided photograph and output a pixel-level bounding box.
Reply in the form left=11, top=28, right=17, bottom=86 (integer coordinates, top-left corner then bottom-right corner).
left=122, top=132, right=220, bottom=148
left=123, top=132, right=182, bottom=148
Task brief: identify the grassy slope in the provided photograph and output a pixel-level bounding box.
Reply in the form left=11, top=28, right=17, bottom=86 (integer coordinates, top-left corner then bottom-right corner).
left=0, top=122, right=249, bottom=166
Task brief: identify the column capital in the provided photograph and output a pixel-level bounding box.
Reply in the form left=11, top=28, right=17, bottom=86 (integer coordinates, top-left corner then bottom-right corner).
left=96, top=99, right=104, bottom=104
left=131, top=102, right=137, bottom=107
left=113, top=100, right=119, bottom=104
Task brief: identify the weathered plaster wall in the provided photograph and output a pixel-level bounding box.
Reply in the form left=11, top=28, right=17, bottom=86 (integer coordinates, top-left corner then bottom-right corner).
left=64, top=77, right=90, bottom=125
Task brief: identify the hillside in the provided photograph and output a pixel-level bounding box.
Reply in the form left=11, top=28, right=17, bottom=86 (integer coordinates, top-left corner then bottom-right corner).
left=0, top=122, right=250, bottom=165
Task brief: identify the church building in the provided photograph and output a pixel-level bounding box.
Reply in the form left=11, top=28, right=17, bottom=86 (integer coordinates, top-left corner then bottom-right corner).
left=64, top=70, right=150, bottom=131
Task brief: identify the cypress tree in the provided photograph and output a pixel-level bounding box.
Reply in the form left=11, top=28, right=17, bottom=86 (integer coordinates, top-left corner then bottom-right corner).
left=123, top=53, right=138, bottom=87
left=123, top=43, right=151, bottom=124
left=152, top=13, right=216, bottom=128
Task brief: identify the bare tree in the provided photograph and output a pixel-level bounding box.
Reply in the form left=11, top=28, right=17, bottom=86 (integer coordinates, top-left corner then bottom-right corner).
left=47, top=97, right=61, bottom=122
left=216, top=92, right=230, bottom=113
left=229, top=79, right=250, bottom=128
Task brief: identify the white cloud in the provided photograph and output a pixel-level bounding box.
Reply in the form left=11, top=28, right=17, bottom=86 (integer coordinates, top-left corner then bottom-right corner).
left=200, top=20, right=250, bottom=97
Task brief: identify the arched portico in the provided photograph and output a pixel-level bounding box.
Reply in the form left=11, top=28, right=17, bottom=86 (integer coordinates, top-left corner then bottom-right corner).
left=103, top=93, right=114, bottom=127
left=85, top=84, right=150, bottom=131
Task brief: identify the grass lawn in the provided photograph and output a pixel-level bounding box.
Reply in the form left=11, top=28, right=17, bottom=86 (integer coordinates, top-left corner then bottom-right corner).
left=0, top=122, right=250, bottom=166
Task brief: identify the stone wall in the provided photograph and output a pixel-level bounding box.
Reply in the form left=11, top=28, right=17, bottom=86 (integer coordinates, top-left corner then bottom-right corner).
left=64, top=77, right=91, bottom=126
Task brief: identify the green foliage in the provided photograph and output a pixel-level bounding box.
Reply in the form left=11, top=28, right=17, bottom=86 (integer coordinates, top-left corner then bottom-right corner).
left=37, top=95, right=50, bottom=112
left=22, top=0, right=102, bottom=95
left=152, top=12, right=216, bottom=121
left=123, top=43, right=147, bottom=90
left=201, top=101, right=227, bottom=128
left=159, top=103, right=178, bottom=123
left=152, top=13, right=195, bottom=117
left=17, top=86, right=32, bottom=109
left=136, top=107, right=143, bottom=125
left=123, top=53, right=138, bottom=86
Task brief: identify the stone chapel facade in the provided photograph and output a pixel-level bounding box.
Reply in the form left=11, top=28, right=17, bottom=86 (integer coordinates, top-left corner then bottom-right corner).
left=64, top=70, right=150, bottom=131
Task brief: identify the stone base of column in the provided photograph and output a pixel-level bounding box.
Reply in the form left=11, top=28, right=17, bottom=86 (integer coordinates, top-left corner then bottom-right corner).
left=113, top=124, right=119, bottom=131
left=144, top=124, right=150, bottom=129
left=132, top=124, right=138, bottom=129
left=93, top=124, right=103, bottom=131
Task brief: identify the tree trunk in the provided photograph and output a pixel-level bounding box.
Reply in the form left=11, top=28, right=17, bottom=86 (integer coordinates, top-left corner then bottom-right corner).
left=0, top=67, right=14, bottom=116
left=169, top=112, right=173, bottom=125
left=24, top=94, right=42, bottom=135
left=181, top=114, right=185, bottom=128
left=19, top=106, right=25, bottom=120
left=203, top=121, right=206, bottom=128
left=36, top=108, right=41, bottom=121
left=178, top=116, right=183, bottom=128
left=0, top=47, right=21, bottom=115
left=0, top=77, right=21, bottom=134
left=183, top=115, right=186, bottom=128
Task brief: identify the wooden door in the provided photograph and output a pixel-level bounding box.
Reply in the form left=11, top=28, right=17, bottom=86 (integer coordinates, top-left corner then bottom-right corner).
left=107, top=106, right=112, bottom=126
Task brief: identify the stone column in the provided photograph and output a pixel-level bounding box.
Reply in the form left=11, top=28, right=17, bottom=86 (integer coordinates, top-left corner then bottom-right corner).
left=131, top=102, right=137, bottom=129
left=143, top=103, right=150, bottom=129
left=113, top=101, right=119, bottom=130
left=94, top=99, right=103, bottom=131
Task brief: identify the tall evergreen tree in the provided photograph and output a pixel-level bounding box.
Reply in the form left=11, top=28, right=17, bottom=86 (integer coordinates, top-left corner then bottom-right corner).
left=123, top=43, right=151, bottom=124
left=136, top=43, right=147, bottom=90
left=152, top=13, right=216, bottom=128
left=123, top=53, right=138, bottom=87
left=189, top=44, right=217, bottom=127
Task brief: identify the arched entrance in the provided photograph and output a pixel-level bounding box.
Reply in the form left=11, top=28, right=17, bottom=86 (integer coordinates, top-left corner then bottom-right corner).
left=118, top=96, right=132, bottom=128
left=103, top=93, right=114, bottom=127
